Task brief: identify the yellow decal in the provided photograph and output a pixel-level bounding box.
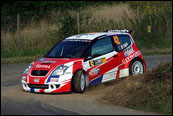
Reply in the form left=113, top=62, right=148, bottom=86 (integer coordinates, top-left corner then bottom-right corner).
left=113, top=36, right=120, bottom=45
left=102, top=57, right=106, bottom=63
left=89, top=60, right=95, bottom=67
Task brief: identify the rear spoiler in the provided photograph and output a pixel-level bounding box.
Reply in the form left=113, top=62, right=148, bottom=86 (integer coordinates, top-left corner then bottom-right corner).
left=104, top=29, right=132, bottom=34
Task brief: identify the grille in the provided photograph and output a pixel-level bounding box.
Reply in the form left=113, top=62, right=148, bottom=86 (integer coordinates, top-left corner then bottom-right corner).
left=28, top=84, right=60, bottom=89
left=31, top=70, right=49, bottom=76
left=28, top=84, right=49, bottom=89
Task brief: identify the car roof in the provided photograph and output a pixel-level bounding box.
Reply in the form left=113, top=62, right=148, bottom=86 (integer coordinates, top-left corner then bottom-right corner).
left=65, top=32, right=107, bottom=40
left=65, top=30, right=132, bottom=40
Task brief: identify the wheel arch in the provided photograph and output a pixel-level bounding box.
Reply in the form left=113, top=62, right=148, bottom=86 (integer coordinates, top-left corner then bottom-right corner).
left=130, top=57, right=144, bottom=66
left=129, top=56, right=144, bottom=75
left=71, top=69, right=89, bottom=92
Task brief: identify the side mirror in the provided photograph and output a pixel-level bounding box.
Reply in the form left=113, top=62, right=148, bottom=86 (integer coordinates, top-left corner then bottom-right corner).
left=87, top=56, right=92, bottom=59
left=84, top=55, right=92, bottom=62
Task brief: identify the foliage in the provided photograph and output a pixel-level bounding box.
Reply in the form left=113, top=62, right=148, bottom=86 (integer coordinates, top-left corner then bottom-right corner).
left=56, top=11, right=78, bottom=40
left=1, top=1, right=172, bottom=58
left=124, top=5, right=172, bottom=49
left=1, top=1, right=120, bottom=31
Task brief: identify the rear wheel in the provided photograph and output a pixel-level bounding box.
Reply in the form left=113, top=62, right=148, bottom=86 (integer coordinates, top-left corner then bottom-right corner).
left=129, top=59, right=144, bottom=76
left=72, top=70, right=86, bottom=93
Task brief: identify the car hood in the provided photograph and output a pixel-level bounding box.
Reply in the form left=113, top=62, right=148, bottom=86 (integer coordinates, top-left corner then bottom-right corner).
left=31, top=57, right=83, bottom=71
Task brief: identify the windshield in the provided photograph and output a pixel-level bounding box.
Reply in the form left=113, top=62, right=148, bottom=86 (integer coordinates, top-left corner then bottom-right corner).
left=45, top=39, right=91, bottom=58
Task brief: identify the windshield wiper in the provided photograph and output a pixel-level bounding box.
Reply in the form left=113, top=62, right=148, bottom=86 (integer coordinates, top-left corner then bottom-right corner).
left=54, top=55, right=72, bottom=58
left=46, top=56, right=57, bottom=58
left=46, top=55, right=72, bottom=58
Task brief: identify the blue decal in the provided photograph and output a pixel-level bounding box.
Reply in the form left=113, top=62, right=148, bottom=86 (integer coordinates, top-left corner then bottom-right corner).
left=46, top=75, right=59, bottom=83
left=30, top=88, right=34, bottom=93
left=89, top=75, right=103, bottom=86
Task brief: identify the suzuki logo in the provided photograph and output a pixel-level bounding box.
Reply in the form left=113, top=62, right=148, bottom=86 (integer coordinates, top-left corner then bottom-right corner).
left=34, top=79, right=39, bottom=83
left=36, top=64, right=50, bottom=69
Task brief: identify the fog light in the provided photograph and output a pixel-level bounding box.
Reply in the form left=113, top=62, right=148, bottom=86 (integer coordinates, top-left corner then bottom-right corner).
left=56, top=85, right=60, bottom=89
left=50, top=85, right=56, bottom=89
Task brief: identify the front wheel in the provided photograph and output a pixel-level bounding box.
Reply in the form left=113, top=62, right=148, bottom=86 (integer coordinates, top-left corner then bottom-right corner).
left=129, top=60, right=144, bottom=76
left=72, top=70, right=86, bottom=93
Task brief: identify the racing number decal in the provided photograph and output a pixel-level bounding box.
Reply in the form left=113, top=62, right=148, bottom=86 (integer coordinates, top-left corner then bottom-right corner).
left=113, top=36, right=120, bottom=45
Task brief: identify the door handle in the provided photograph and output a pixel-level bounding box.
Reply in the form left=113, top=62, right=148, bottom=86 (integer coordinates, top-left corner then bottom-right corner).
left=113, top=54, right=118, bottom=58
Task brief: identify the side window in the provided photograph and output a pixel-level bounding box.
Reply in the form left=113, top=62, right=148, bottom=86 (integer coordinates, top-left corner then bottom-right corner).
left=112, top=35, right=132, bottom=52
left=91, top=37, right=114, bottom=58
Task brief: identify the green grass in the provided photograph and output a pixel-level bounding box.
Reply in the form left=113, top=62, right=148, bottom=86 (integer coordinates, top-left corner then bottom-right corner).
left=1, top=48, right=48, bottom=58
left=1, top=55, right=43, bottom=64
left=141, top=48, right=172, bottom=56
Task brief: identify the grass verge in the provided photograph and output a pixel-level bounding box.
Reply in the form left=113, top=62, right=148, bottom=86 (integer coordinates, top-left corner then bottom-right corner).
left=1, top=55, right=43, bottom=64
left=98, top=62, right=172, bottom=115
left=141, top=48, right=172, bottom=56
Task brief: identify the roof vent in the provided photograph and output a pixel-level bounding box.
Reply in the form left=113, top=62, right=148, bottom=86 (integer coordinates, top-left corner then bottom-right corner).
left=105, top=29, right=132, bottom=34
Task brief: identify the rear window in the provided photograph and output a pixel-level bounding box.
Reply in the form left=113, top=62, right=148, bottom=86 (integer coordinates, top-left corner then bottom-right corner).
left=112, top=35, right=132, bottom=52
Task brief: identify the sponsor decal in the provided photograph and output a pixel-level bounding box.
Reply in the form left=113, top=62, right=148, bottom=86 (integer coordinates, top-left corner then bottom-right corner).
left=89, top=60, right=95, bottom=67
left=94, top=59, right=102, bottom=65
left=89, top=68, right=100, bottom=76
left=124, top=46, right=134, bottom=57
left=122, top=51, right=141, bottom=64
left=101, top=57, right=106, bottom=63
left=36, top=64, right=50, bottom=69
left=50, top=78, right=59, bottom=82
left=42, top=61, right=56, bottom=63
left=46, top=75, right=59, bottom=83
left=89, top=57, right=106, bottom=67
left=121, top=42, right=128, bottom=49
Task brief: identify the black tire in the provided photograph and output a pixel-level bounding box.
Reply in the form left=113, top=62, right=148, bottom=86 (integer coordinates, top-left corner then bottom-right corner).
left=72, top=70, right=86, bottom=93
left=129, top=59, right=144, bottom=76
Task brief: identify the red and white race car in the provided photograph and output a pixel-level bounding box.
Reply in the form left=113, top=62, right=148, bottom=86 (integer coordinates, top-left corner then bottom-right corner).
left=21, top=30, right=146, bottom=93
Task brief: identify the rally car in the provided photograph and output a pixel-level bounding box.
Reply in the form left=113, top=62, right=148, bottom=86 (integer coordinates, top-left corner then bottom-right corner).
left=21, top=29, right=146, bottom=93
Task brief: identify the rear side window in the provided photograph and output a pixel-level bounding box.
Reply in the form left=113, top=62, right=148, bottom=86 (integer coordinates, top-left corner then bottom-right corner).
left=91, top=37, right=114, bottom=58
left=112, top=35, right=132, bottom=52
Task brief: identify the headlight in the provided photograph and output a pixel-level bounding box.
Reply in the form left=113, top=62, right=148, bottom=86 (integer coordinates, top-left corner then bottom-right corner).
left=51, top=65, right=68, bottom=76
left=23, top=63, right=33, bottom=75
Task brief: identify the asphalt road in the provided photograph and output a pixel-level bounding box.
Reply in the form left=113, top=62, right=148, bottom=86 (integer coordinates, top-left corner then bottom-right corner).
left=1, top=54, right=172, bottom=115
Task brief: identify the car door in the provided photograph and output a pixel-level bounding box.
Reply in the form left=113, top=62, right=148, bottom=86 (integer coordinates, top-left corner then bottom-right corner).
left=83, top=36, right=120, bottom=85
left=111, top=34, right=134, bottom=78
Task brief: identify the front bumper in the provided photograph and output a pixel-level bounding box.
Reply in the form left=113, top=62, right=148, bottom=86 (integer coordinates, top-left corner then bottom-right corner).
left=21, top=74, right=73, bottom=93
left=21, top=80, right=71, bottom=93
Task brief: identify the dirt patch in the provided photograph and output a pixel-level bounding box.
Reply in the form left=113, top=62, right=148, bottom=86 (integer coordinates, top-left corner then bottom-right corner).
left=97, top=62, right=172, bottom=114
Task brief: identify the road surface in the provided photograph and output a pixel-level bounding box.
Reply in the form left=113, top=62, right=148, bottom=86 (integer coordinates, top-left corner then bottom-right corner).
left=1, top=54, right=172, bottom=115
